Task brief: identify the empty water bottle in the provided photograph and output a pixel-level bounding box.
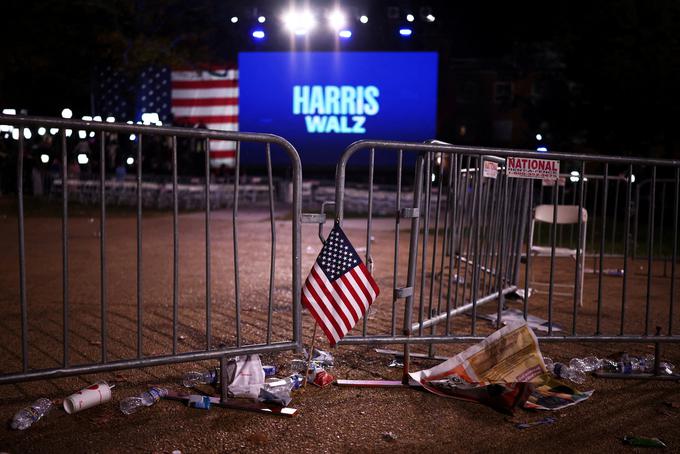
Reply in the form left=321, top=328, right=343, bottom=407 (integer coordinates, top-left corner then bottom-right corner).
left=182, top=369, right=218, bottom=388
left=264, top=374, right=302, bottom=393
left=552, top=362, right=586, bottom=384
left=11, top=398, right=53, bottom=430
left=119, top=387, right=168, bottom=415
left=569, top=356, right=601, bottom=373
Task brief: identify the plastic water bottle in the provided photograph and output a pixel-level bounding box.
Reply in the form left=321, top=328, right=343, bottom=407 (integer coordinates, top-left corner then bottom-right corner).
left=182, top=369, right=218, bottom=388
left=552, top=362, right=587, bottom=384
left=569, top=356, right=601, bottom=373
left=264, top=374, right=302, bottom=393
left=11, top=398, right=53, bottom=430
left=119, top=387, right=168, bottom=415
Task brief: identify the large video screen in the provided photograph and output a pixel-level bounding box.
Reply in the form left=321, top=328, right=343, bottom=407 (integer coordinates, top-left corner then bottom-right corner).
left=238, top=52, right=438, bottom=166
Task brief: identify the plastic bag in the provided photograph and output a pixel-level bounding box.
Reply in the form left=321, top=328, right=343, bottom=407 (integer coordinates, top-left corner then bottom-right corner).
left=224, top=355, right=265, bottom=400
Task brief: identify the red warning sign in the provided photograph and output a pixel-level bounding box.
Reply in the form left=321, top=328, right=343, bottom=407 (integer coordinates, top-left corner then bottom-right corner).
left=507, top=157, right=560, bottom=180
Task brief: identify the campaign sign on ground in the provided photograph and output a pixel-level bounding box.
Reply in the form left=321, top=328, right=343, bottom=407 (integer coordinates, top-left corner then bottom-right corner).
left=507, top=157, right=560, bottom=180
left=238, top=52, right=438, bottom=166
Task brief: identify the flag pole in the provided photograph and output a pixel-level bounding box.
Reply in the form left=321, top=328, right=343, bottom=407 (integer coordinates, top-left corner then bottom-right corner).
left=302, top=321, right=318, bottom=388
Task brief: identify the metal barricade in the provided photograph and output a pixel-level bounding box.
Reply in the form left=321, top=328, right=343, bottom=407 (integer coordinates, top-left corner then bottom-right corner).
left=329, top=139, right=680, bottom=381
left=0, top=115, right=302, bottom=395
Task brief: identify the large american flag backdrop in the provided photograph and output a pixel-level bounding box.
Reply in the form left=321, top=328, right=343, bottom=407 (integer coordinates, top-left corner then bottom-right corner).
left=96, top=66, right=238, bottom=168
left=170, top=68, right=238, bottom=167
left=302, top=223, right=380, bottom=346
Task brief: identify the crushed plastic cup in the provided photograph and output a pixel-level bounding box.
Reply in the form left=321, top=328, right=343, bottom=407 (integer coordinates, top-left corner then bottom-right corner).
left=63, top=381, right=113, bottom=414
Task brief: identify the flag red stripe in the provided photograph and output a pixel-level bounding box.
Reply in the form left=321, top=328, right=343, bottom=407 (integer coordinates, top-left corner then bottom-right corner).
left=172, top=98, right=238, bottom=107
left=314, top=268, right=358, bottom=325
left=302, top=293, right=339, bottom=346
left=331, top=278, right=365, bottom=318
left=311, top=268, right=354, bottom=330
left=209, top=151, right=235, bottom=158
left=350, top=267, right=373, bottom=303
left=339, top=274, right=368, bottom=314
left=173, top=115, right=238, bottom=124
left=172, top=80, right=238, bottom=89
left=304, top=277, right=346, bottom=338
left=326, top=274, right=361, bottom=321
left=359, top=262, right=380, bottom=296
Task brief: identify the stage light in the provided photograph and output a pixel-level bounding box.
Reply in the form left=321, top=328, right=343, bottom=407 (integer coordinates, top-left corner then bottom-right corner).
left=61, top=108, right=72, bottom=119
left=66, top=129, right=72, bottom=137
left=359, top=15, right=368, bottom=24
left=2, top=108, right=16, bottom=115
left=283, top=10, right=316, bottom=35
left=105, top=116, right=115, bottom=123
left=338, top=29, right=352, bottom=39
left=78, top=130, right=87, bottom=139
left=426, top=14, right=435, bottom=22
left=82, top=115, right=92, bottom=121
left=252, top=29, right=266, bottom=39
left=328, top=10, right=346, bottom=29
left=630, top=174, right=636, bottom=183
left=38, top=127, right=46, bottom=135
left=535, top=133, right=542, bottom=140
left=406, top=14, right=415, bottom=22
left=570, top=171, right=580, bottom=183
left=230, top=16, right=238, bottom=23
left=11, top=129, right=19, bottom=140
left=50, top=128, right=58, bottom=135
left=537, top=146, right=548, bottom=152
left=399, top=27, right=412, bottom=36
left=141, top=112, right=161, bottom=125
left=89, top=132, right=95, bottom=138
left=23, top=128, right=32, bottom=139
left=129, top=134, right=136, bottom=141
left=258, top=16, right=266, bottom=23
left=77, top=153, right=89, bottom=165
left=126, top=157, right=134, bottom=165
left=40, top=154, right=49, bottom=164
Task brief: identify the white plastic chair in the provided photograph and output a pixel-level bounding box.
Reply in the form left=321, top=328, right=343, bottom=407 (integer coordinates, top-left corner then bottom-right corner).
left=528, top=204, right=588, bottom=307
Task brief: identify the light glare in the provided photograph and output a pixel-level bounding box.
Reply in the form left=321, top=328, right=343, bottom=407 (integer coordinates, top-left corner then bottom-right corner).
left=38, top=127, right=46, bottom=135
left=230, top=16, right=238, bottom=23
left=126, top=157, right=134, bottom=165
left=328, top=10, right=346, bottom=29
left=61, top=108, right=73, bottom=119
left=77, top=153, right=89, bottom=165
left=399, top=28, right=412, bottom=36
left=252, top=30, right=265, bottom=39
left=258, top=16, right=266, bottom=23
left=338, top=30, right=352, bottom=39
left=359, top=15, right=368, bottom=24
left=406, top=14, right=415, bottom=22
left=40, top=154, right=49, bottom=164
left=426, top=14, right=435, bottom=22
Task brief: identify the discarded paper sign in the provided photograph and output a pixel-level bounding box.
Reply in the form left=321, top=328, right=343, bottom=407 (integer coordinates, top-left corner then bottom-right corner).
left=478, top=308, right=563, bottom=333
left=507, top=157, right=560, bottom=180
left=483, top=161, right=499, bottom=179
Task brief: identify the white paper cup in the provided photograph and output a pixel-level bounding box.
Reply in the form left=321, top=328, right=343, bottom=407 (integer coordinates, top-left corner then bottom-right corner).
left=63, top=381, right=112, bottom=414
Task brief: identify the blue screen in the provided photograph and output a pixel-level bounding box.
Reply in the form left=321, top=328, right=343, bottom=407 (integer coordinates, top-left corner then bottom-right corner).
left=238, top=52, right=438, bottom=166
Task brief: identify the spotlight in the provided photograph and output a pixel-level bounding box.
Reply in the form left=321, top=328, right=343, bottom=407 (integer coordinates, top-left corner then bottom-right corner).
left=23, top=128, right=32, bottom=139
left=252, top=29, right=266, bottom=39
left=338, top=30, right=352, bottom=39
left=406, top=14, right=415, bottom=22
left=105, top=116, right=115, bottom=123
left=126, top=157, right=134, bottom=165
left=359, top=15, right=368, bottom=24
left=537, top=146, right=548, bottom=152
left=11, top=129, right=19, bottom=140
left=283, top=10, right=316, bottom=35
left=89, top=132, right=95, bottom=138
left=399, top=27, right=412, bottom=36
left=2, top=108, right=16, bottom=115
left=81, top=115, right=92, bottom=121
left=328, top=10, right=346, bottom=29
left=141, top=112, right=161, bottom=125
left=50, top=128, right=59, bottom=135
left=93, top=116, right=102, bottom=122
left=61, top=108, right=73, bottom=119
left=78, top=130, right=87, bottom=139
left=129, top=134, right=136, bottom=141
left=570, top=171, right=580, bottom=183
left=258, top=16, right=266, bottom=23
left=38, top=127, right=46, bottom=136
left=40, top=154, right=49, bottom=164
left=535, top=133, right=542, bottom=141
left=426, top=14, right=435, bottom=22
left=230, top=16, right=238, bottom=23
left=77, top=153, right=89, bottom=165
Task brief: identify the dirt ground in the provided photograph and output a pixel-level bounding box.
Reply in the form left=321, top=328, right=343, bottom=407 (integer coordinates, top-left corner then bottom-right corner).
left=0, top=201, right=679, bottom=453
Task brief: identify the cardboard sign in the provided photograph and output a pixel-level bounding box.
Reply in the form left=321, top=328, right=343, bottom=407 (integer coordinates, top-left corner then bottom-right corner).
left=507, top=157, right=559, bottom=180
left=483, top=161, right=499, bottom=179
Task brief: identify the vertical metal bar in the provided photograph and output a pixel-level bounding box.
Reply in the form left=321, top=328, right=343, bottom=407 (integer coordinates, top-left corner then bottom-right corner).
left=445, top=154, right=460, bottom=335
left=523, top=181, right=533, bottom=319
left=669, top=168, right=679, bottom=335
left=633, top=185, right=641, bottom=259
left=61, top=131, right=69, bottom=367
left=136, top=134, right=143, bottom=358
left=572, top=161, right=585, bottom=335
left=455, top=158, right=473, bottom=313
left=17, top=132, right=28, bottom=371
left=437, top=156, right=454, bottom=326
left=659, top=182, right=667, bottom=277
left=620, top=165, right=633, bottom=335
left=364, top=148, right=375, bottom=336
left=611, top=180, right=620, bottom=255
left=559, top=183, right=566, bottom=245
left=402, top=153, right=425, bottom=385
left=645, top=167, right=656, bottom=336
left=99, top=131, right=107, bottom=363
left=427, top=154, right=444, bottom=331
left=547, top=176, right=559, bottom=336
left=590, top=179, right=599, bottom=269
left=391, top=150, right=403, bottom=337
left=233, top=141, right=242, bottom=347
left=172, top=136, right=179, bottom=355
left=596, top=165, right=609, bottom=335
left=470, top=157, right=483, bottom=336
left=496, top=171, right=508, bottom=328
left=205, top=138, right=212, bottom=351
left=418, top=153, right=432, bottom=336
left=265, top=143, right=276, bottom=344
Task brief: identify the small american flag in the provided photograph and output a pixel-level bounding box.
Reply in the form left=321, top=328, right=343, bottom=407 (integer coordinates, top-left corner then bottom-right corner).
left=171, top=68, right=238, bottom=167
left=302, top=223, right=380, bottom=346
